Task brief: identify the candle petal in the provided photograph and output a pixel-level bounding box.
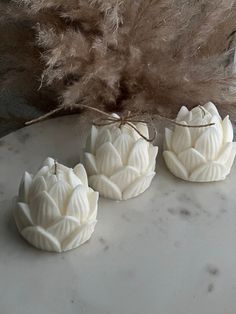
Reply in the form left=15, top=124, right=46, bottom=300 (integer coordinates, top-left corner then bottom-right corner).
left=22, top=226, right=61, bottom=252
left=110, top=166, right=139, bottom=191
left=87, top=191, right=99, bottom=221
left=47, top=216, right=80, bottom=243
left=67, top=169, right=83, bottom=188
left=164, top=128, right=173, bottom=151
left=189, top=115, right=212, bottom=144
left=178, top=148, right=206, bottom=174
left=190, top=106, right=204, bottom=120
left=14, top=202, right=33, bottom=231
left=163, top=151, right=188, bottom=180
left=43, top=157, right=55, bottom=168
left=89, top=174, right=122, bottom=200
left=211, top=115, right=223, bottom=143
left=123, top=172, right=155, bottom=200
left=121, top=123, right=138, bottom=139
left=84, top=153, right=98, bottom=176
left=216, top=142, right=233, bottom=165
left=34, top=166, right=49, bottom=179
left=189, top=162, right=227, bottom=182
left=172, top=122, right=191, bottom=155
left=45, top=174, right=58, bottom=190
left=48, top=180, right=72, bottom=215
left=73, top=164, right=88, bottom=187
left=222, top=115, right=233, bottom=143
left=95, top=128, right=112, bottom=151
left=62, top=222, right=96, bottom=252
left=203, top=102, right=220, bottom=117
left=113, top=133, right=134, bottom=164
left=136, top=123, right=149, bottom=139
left=31, top=191, right=61, bottom=227
left=195, top=126, right=222, bottom=160
left=86, top=125, right=98, bottom=154
left=128, top=139, right=149, bottom=173
left=176, top=106, right=189, bottom=122
left=109, top=126, right=122, bottom=142
left=147, top=146, right=158, bottom=172
left=96, top=142, right=122, bottom=177
left=56, top=163, right=70, bottom=174
left=28, top=176, right=47, bottom=205
left=66, top=185, right=90, bottom=222
left=18, top=171, right=32, bottom=203
left=224, top=143, right=236, bottom=175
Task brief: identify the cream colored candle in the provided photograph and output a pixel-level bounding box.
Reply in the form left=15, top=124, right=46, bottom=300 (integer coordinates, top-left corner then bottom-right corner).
left=84, top=114, right=158, bottom=200
left=163, top=102, right=236, bottom=182
left=14, top=158, right=98, bottom=252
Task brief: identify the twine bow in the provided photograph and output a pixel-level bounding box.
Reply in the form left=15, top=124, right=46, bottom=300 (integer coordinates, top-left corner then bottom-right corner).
left=92, top=110, right=157, bottom=142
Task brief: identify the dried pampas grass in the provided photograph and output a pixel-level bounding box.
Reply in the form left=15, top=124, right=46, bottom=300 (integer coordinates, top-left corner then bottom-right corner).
left=10, top=1, right=236, bottom=119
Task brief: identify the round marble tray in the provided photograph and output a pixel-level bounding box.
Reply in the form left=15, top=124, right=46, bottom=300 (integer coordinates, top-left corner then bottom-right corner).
left=0, top=115, right=236, bottom=314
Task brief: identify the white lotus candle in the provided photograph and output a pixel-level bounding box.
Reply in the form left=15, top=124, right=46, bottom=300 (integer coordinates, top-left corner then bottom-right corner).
left=14, top=158, right=98, bottom=252
left=84, top=113, right=158, bottom=200
left=163, top=102, right=236, bottom=182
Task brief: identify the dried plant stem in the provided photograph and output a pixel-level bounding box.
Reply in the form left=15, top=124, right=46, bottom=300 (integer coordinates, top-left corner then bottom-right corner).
left=25, top=107, right=63, bottom=125
left=25, top=104, right=115, bottom=126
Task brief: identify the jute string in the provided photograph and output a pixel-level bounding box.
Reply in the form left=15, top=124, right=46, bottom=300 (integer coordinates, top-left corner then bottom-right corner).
left=25, top=104, right=215, bottom=143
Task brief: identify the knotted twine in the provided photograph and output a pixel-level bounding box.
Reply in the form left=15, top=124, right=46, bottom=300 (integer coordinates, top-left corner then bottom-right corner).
left=25, top=104, right=215, bottom=143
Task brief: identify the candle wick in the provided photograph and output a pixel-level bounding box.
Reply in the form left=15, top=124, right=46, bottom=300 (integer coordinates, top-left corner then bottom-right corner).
left=54, top=160, right=57, bottom=175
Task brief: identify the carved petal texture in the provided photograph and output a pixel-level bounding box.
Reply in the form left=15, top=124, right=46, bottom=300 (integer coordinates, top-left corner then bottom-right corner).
left=163, top=102, right=236, bottom=182
left=96, top=142, right=122, bottom=177
left=172, top=122, right=191, bottom=155
left=84, top=115, right=158, bottom=200
left=15, top=159, right=98, bottom=252
left=89, top=175, right=122, bottom=200
left=176, top=106, right=189, bottom=122
left=18, top=172, right=32, bottom=203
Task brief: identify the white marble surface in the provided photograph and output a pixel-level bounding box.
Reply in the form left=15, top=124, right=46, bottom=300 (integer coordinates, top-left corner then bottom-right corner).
left=0, top=114, right=236, bottom=314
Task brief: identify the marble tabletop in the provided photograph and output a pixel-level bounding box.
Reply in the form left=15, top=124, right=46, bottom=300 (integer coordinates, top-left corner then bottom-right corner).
left=0, top=114, right=236, bottom=314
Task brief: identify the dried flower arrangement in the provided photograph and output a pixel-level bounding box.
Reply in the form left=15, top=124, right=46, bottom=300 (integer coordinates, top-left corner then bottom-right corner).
left=2, top=0, right=236, bottom=121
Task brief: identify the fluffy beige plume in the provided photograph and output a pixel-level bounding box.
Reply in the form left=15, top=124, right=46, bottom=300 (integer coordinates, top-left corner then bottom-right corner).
left=8, top=0, right=236, bottom=119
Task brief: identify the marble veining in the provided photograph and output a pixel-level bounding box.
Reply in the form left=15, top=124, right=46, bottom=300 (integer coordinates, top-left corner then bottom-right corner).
left=0, top=115, right=236, bottom=314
